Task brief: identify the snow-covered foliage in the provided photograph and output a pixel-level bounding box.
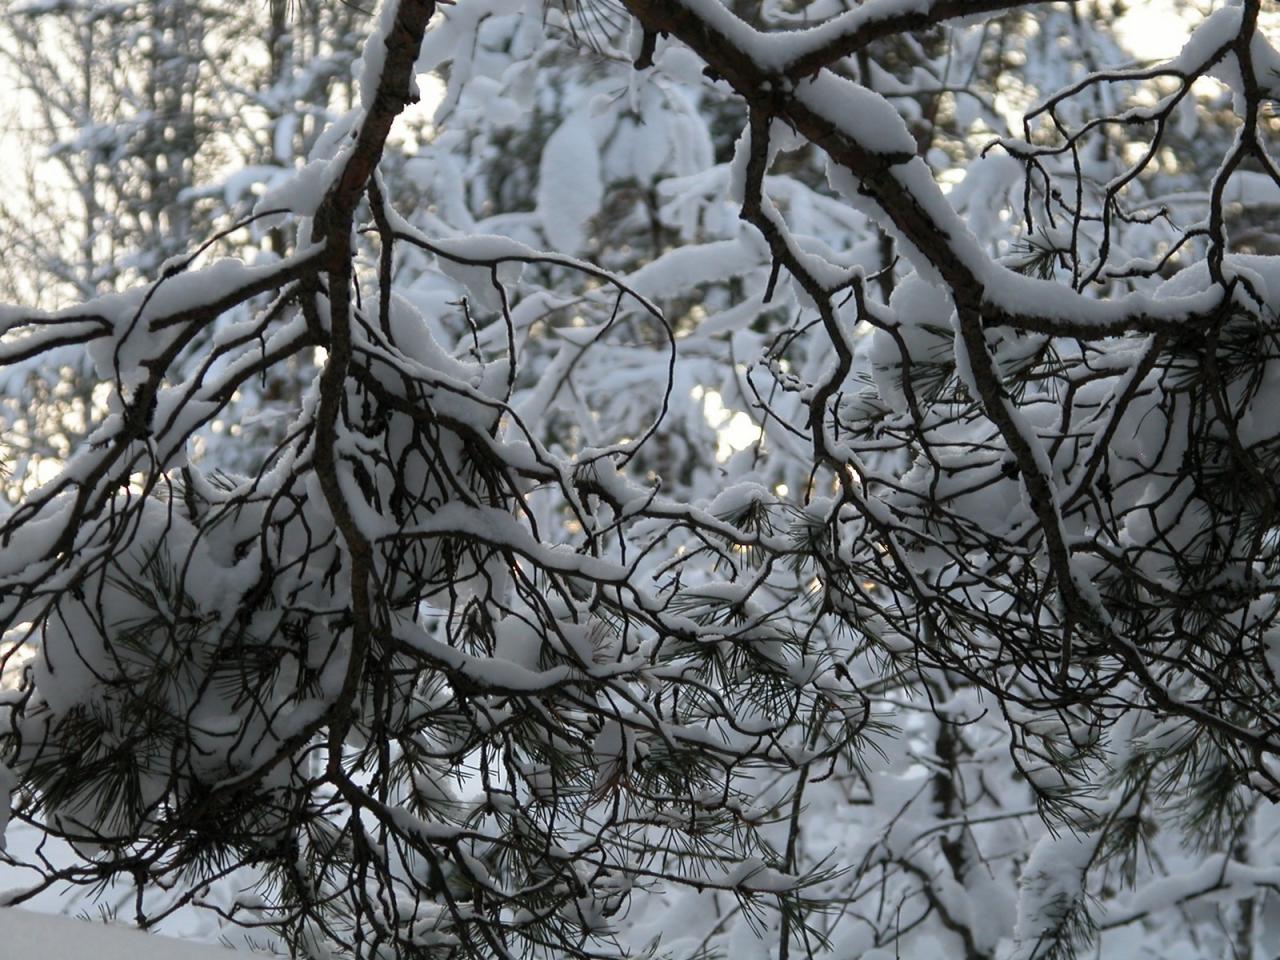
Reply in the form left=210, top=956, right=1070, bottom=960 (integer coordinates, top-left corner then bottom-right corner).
left=4, top=0, right=1280, bottom=958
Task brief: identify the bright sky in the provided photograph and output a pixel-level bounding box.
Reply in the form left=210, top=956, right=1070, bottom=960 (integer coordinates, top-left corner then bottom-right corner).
left=1116, top=0, right=1199, bottom=61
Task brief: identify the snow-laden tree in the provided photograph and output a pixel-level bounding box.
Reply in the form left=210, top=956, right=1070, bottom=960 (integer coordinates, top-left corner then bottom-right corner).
left=5, top=1, right=1280, bottom=958
left=0, top=0, right=374, bottom=495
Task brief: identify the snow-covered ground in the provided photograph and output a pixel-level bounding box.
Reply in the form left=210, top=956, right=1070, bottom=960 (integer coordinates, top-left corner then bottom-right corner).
left=0, top=906, right=236, bottom=958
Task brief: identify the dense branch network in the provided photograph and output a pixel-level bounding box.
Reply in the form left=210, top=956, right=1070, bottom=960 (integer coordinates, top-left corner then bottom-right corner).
left=629, top=0, right=1280, bottom=764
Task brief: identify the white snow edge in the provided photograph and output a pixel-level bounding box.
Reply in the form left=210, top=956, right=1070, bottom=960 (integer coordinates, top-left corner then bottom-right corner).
left=0, top=907, right=238, bottom=958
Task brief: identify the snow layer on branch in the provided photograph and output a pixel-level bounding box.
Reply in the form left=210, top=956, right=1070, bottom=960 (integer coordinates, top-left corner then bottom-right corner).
left=868, top=272, right=955, bottom=413
left=1011, top=832, right=1096, bottom=956
left=673, top=0, right=980, bottom=73
left=978, top=259, right=1225, bottom=330
left=537, top=111, right=604, bottom=255
left=625, top=237, right=764, bottom=299
left=79, top=250, right=318, bottom=388
left=254, top=157, right=337, bottom=219
left=357, top=0, right=402, bottom=110
left=1166, top=5, right=1241, bottom=74
left=793, top=72, right=917, bottom=157
left=1156, top=252, right=1280, bottom=303
left=1102, top=854, right=1280, bottom=928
